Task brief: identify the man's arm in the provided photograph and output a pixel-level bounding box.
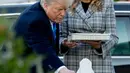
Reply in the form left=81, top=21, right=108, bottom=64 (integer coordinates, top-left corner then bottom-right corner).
left=23, top=20, right=64, bottom=72
left=24, top=20, right=75, bottom=73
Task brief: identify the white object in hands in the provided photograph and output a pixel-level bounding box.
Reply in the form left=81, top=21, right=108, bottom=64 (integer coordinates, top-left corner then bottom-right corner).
left=68, top=33, right=111, bottom=41
left=77, top=58, right=94, bottom=73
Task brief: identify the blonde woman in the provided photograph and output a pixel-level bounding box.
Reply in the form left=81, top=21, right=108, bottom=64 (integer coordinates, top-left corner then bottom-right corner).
left=60, top=0, right=119, bottom=73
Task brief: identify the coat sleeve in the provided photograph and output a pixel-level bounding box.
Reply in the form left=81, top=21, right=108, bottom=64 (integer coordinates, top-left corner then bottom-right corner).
left=94, top=0, right=119, bottom=59
left=24, top=20, right=64, bottom=72
left=59, top=13, right=71, bottom=55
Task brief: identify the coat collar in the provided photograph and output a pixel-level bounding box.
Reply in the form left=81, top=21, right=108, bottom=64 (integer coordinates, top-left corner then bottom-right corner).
left=75, top=2, right=96, bottom=32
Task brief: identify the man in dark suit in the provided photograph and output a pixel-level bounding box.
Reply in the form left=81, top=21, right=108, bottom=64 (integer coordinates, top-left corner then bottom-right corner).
left=14, top=0, right=75, bottom=73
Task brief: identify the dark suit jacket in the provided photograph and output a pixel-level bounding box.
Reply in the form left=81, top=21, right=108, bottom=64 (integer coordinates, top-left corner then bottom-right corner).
left=14, top=2, right=63, bottom=72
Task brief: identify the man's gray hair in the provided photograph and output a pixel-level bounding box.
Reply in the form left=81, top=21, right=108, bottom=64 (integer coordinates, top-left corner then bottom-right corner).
left=40, top=0, right=74, bottom=8
left=40, top=0, right=54, bottom=5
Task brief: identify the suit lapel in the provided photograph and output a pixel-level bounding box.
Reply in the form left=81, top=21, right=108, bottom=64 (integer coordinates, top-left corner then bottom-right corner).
left=75, top=2, right=96, bottom=32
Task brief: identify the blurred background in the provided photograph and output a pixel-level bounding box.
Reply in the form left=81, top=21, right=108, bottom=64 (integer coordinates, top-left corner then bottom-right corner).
left=0, top=0, right=39, bottom=4
left=0, top=0, right=130, bottom=73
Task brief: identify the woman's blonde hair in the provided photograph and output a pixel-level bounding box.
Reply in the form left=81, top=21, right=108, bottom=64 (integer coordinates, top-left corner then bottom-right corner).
left=70, top=0, right=103, bottom=14
left=91, top=0, right=103, bottom=11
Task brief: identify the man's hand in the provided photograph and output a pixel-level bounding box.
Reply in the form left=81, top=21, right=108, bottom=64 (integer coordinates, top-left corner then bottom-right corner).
left=81, top=40, right=101, bottom=49
left=62, top=40, right=78, bottom=48
left=59, top=67, right=75, bottom=73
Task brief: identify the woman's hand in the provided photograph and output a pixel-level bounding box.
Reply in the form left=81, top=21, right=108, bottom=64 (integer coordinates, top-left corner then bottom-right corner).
left=62, top=40, right=78, bottom=48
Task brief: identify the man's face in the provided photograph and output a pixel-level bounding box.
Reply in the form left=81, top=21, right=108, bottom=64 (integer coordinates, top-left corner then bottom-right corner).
left=45, top=1, right=67, bottom=23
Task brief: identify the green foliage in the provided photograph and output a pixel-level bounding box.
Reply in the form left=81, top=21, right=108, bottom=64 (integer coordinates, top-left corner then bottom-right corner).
left=0, top=16, right=37, bottom=73
left=0, top=30, right=7, bottom=44
left=0, top=16, right=8, bottom=44
left=0, top=15, right=17, bottom=44
left=0, top=31, right=37, bottom=73
left=0, top=17, right=8, bottom=26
